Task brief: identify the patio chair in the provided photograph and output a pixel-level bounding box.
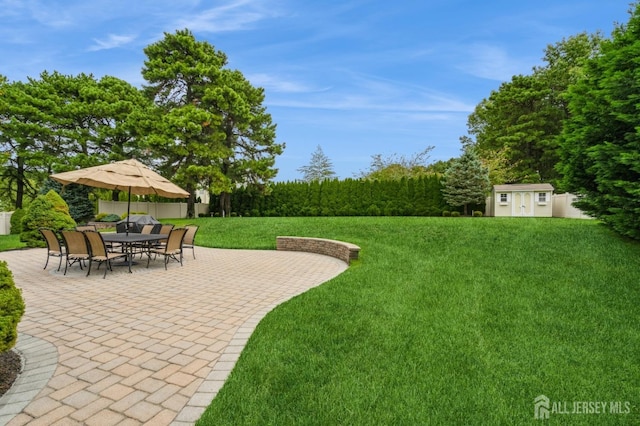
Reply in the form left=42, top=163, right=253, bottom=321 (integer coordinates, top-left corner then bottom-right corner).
left=60, top=230, right=91, bottom=275
left=153, top=223, right=175, bottom=248
left=83, top=230, right=128, bottom=279
left=158, top=223, right=174, bottom=238
left=140, top=224, right=154, bottom=234
left=132, top=224, right=155, bottom=258
left=183, top=225, right=199, bottom=259
left=147, top=227, right=187, bottom=270
left=116, top=221, right=128, bottom=233
left=39, top=228, right=65, bottom=271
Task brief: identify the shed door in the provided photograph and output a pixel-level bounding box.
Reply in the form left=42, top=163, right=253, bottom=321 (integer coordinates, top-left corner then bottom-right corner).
left=513, top=192, right=534, bottom=216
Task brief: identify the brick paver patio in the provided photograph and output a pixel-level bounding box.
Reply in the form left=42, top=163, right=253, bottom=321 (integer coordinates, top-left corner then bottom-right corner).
left=0, top=246, right=348, bottom=425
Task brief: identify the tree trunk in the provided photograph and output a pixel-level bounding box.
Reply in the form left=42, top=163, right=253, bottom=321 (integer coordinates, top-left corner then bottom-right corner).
left=15, top=157, right=24, bottom=209
left=219, top=192, right=231, bottom=217
left=187, top=192, right=195, bottom=219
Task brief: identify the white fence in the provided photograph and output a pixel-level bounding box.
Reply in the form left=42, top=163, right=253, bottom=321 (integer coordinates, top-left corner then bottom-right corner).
left=552, top=193, right=593, bottom=219
left=0, top=212, right=13, bottom=235
left=98, top=200, right=210, bottom=219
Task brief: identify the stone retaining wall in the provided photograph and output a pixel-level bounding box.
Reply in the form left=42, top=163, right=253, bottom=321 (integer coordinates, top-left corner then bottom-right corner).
left=276, top=236, right=360, bottom=265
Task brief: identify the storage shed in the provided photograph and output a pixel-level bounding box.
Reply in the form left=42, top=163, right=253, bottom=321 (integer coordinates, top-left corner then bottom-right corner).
left=488, top=183, right=554, bottom=217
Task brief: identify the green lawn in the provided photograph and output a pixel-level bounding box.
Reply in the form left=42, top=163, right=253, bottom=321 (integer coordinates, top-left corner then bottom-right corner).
left=3, top=217, right=639, bottom=424
left=177, top=217, right=640, bottom=425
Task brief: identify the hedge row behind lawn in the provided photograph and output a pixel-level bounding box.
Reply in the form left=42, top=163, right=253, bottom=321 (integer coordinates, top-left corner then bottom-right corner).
left=210, top=176, right=484, bottom=217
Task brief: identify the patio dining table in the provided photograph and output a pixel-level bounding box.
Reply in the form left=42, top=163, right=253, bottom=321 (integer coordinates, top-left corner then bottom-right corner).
left=101, top=233, right=168, bottom=273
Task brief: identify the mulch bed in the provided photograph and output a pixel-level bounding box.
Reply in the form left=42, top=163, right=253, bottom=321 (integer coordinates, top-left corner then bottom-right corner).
left=0, top=350, right=21, bottom=398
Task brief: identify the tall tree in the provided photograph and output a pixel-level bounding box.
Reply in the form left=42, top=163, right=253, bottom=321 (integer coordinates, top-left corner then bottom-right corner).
left=557, top=4, right=640, bottom=239
left=441, top=147, right=490, bottom=215
left=297, top=145, right=336, bottom=182
left=0, top=72, right=149, bottom=209
left=466, top=32, right=603, bottom=186
left=141, top=29, right=283, bottom=217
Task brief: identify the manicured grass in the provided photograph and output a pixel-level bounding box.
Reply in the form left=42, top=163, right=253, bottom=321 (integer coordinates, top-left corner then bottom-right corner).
left=0, top=234, right=26, bottom=251
left=174, top=216, right=639, bottom=425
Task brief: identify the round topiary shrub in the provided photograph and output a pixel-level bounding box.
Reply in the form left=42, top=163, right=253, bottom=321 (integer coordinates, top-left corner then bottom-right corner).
left=473, top=211, right=483, bottom=217
left=442, top=210, right=451, bottom=217
left=0, top=261, right=25, bottom=353
left=20, top=190, right=77, bottom=247
left=451, top=211, right=461, bottom=217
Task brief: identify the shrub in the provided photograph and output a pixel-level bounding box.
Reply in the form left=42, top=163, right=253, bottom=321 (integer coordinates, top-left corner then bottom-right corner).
left=473, top=211, right=483, bottom=217
left=451, top=211, right=461, bottom=217
left=20, top=190, right=76, bottom=247
left=0, top=261, right=25, bottom=353
left=9, top=208, right=25, bottom=235
left=442, top=210, right=451, bottom=217
left=366, top=204, right=381, bottom=216
left=99, top=214, right=121, bottom=222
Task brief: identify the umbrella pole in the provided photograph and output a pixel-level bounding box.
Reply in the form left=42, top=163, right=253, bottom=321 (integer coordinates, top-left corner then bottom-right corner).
left=126, top=187, right=131, bottom=235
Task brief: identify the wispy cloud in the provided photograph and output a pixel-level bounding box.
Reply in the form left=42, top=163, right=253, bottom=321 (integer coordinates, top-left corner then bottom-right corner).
left=455, top=43, right=534, bottom=81
left=265, top=71, right=475, bottom=114
left=88, top=34, right=136, bottom=51
left=173, top=0, right=282, bottom=33
left=247, top=73, right=330, bottom=93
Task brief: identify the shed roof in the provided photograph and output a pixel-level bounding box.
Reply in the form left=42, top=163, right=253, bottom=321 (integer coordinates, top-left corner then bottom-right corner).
left=493, top=183, right=554, bottom=192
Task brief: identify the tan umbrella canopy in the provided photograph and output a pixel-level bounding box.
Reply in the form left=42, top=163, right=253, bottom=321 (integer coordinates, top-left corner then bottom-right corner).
left=50, top=159, right=189, bottom=232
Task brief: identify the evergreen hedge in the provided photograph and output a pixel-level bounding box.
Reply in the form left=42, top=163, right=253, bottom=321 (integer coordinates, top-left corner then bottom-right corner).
left=0, top=261, right=25, bottom=353
left=211, top=176, right=461, bottom=217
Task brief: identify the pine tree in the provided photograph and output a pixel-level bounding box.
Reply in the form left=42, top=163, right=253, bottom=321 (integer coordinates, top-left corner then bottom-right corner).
left=441, top=148, right=491, bottom=215
left=297, top=145, right=336, bottom=182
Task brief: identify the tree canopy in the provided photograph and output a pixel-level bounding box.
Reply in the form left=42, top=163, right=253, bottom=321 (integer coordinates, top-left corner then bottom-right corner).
left=557, top=3, right=640, bottom=239
left=140, top=29, right=283, bottom=217
left=0, top=29, right=284, bottom=217
left=441, top=147, right=490, bottom=215
left=297, top=145, right=336, bottom=182
left=357, top=147, right=435, bottom=180
left=466, top=32, right=603, bottom=186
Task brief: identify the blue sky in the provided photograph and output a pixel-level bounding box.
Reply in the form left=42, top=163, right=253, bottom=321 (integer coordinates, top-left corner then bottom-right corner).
left=0, top=0, right=632, bottom=181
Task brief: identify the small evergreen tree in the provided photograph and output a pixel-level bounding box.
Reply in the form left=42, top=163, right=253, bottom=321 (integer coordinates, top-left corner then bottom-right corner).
left=20, top=190, right=76, bottom=247
left=441, top=148, right=491, bottom=215
left=40, top=179, right=94, bottom=223
left=297, top=145, right=336, bottom=182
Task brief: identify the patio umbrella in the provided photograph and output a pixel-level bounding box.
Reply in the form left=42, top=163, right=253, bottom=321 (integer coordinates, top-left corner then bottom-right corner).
left=50, top=159, right=189, bottom=233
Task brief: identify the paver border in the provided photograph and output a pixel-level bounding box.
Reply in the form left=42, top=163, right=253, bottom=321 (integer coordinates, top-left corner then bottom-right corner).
left=0, top=334, right=58, bottom=424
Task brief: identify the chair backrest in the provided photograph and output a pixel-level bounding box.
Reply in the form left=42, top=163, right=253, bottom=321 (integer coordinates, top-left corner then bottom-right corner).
left=83, top=230, right=108, bottom=258
left=158, top=224, right=174, bottom=235
left=183, top=225, right=199, bottom=245
left=116, top=222, right=128, bottom=233
left=40, top=228, right=62, bottom=252
left=76, top=225, right=97, bottom=232
left=60, top=230, right=90, bottom=256
left=165, top=228, right=187, bottom=253
left=140, top=224, right=154, bottom=234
